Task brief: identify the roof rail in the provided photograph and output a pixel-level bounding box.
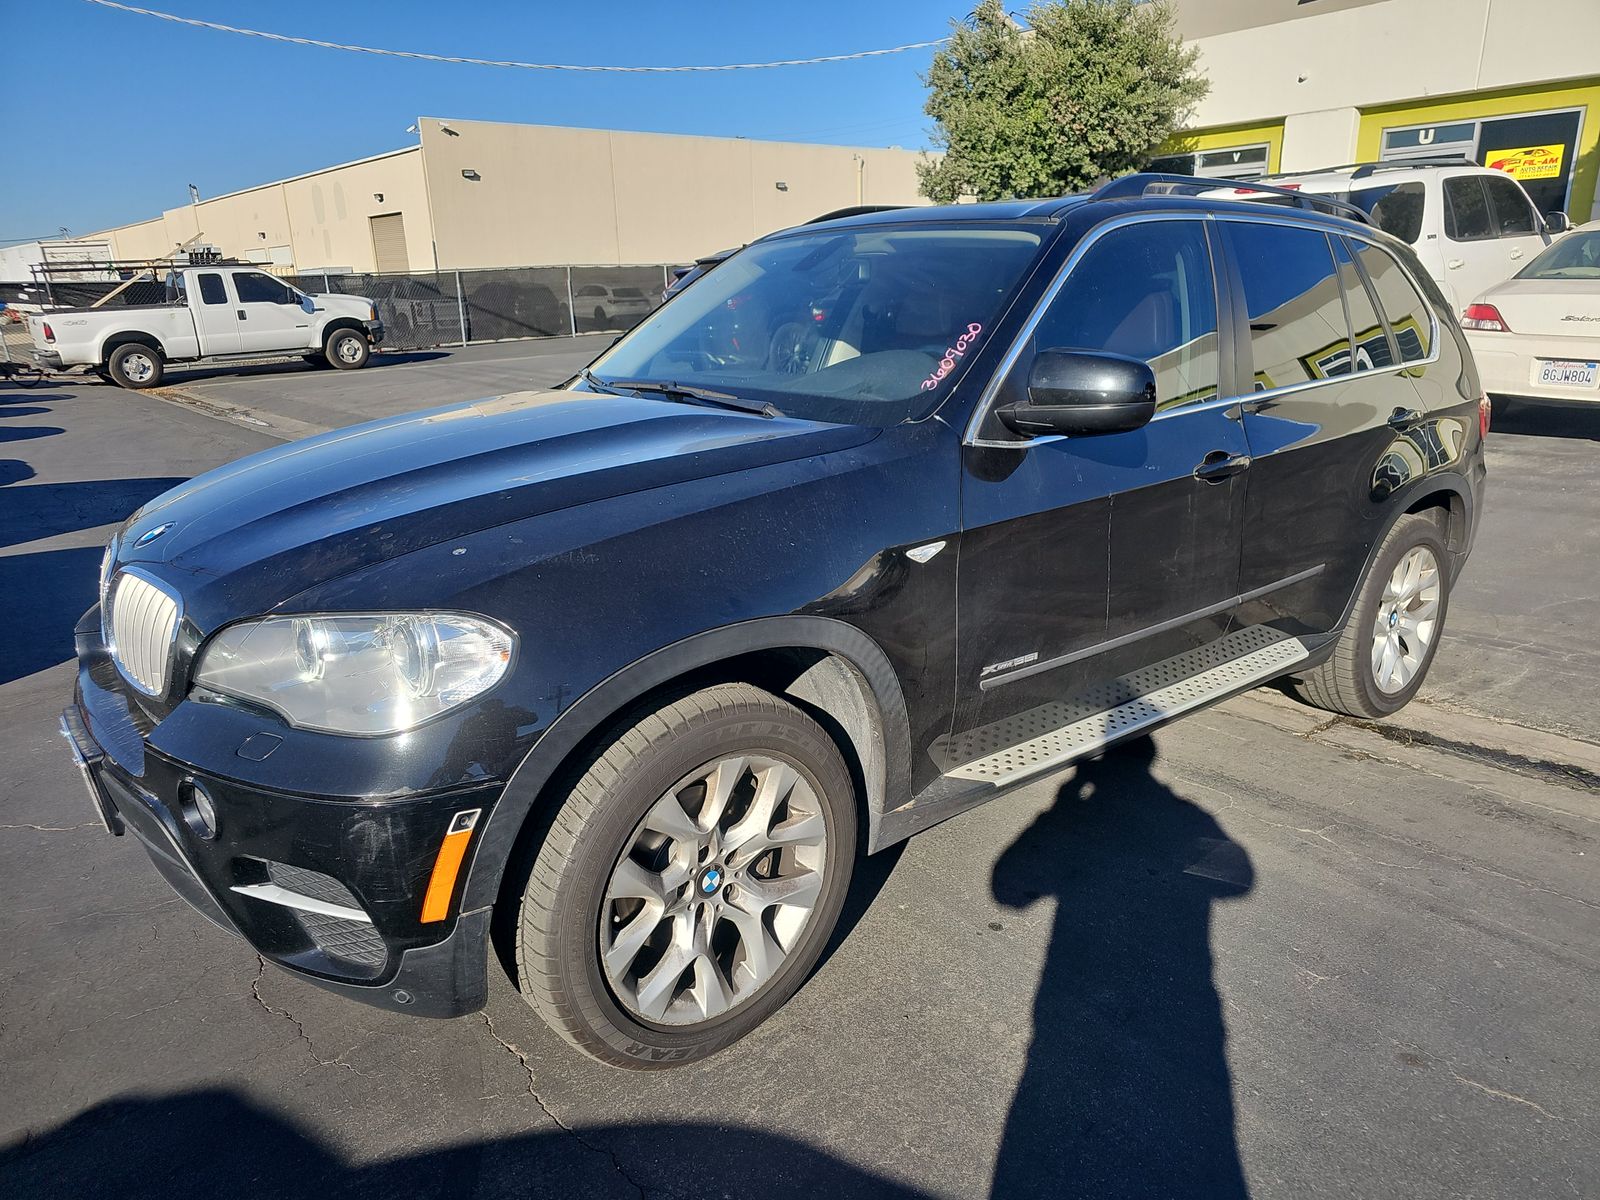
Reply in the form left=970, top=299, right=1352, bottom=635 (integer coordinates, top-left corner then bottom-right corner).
left=806, top=204, right=908, bottom=224
left=1348, top=155, right=1479, bottom=179
left=1257, top=155, right=1479, bottom=183
left=1091, top=172, right=1371, bottom=224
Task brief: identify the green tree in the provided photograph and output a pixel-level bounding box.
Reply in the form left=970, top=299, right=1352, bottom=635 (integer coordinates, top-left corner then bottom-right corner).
left=918, top=0, right=1208, bottom=203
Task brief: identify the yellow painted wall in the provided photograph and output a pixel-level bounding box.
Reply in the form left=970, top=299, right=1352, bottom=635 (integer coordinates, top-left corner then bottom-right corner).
left=1356, top=78, right=1600, bottom=220
left=1160, top=120, right=1286, bottom=172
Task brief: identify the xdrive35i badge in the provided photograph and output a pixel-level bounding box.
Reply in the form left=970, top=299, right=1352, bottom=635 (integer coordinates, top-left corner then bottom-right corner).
left=134, top=523, right=174, bottom=548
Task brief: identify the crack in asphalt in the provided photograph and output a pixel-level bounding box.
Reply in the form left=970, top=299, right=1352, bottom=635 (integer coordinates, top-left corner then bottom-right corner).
left=0, top=822, right=100, bottom=832
left=248, top=956, right=365, bottom=1076
left=478, top=1011, right=658, bottom=1200
left=1337, top=718, right=1600, bottom=793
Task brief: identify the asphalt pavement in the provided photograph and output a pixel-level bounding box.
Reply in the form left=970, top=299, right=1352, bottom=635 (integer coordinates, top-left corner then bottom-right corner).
left=1, top=361, right=1597, bottom=1199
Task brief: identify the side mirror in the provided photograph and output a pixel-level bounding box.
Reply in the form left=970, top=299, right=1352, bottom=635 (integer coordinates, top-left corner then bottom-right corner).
left=997, top=350, right=1157, bottom=438
left=1546, top=211, right=1572, bottom=235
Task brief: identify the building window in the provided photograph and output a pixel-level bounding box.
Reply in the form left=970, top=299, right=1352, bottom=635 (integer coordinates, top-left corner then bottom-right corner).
left=1379, top=107, right=1584, bottom=217
left=1148, top=142, right=1271, bottom=181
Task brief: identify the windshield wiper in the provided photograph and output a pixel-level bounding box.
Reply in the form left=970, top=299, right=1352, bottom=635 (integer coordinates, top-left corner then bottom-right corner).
left=605, top=377, right=781, bottom=419
left=577, top=367, right=624, bottom=395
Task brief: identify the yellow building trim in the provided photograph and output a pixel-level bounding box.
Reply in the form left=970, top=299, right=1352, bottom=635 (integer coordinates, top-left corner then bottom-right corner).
left=1161, top=121, right=1286, bottom=172
left=1356, top=78, right=1600, bottom=220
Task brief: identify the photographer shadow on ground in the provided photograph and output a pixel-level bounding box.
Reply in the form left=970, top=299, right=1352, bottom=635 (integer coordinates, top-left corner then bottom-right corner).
left=989, top=736, right=1255, bottom=1200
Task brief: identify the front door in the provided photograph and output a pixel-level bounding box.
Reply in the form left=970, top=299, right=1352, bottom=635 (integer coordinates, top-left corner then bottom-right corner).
left=949, top=217, right=1246, bottom=772
left=1480, top=171, right=1552, bottom=279
left=190, top=270, right=240, bottom=355
left=232, top=270, right=314, bottom=353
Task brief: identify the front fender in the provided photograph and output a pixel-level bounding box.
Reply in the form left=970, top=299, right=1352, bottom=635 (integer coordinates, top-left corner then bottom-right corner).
left=459, top=615, right=912, bottom=912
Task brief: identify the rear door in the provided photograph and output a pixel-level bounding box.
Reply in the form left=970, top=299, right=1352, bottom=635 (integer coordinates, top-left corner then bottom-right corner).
left=1225, top=217, right=1433, bottom=638
left=949, top=216, right=1246, bottom=769
left=232, top=270, right=314, bottom=353
left=190, top=270, right=240, bottom=355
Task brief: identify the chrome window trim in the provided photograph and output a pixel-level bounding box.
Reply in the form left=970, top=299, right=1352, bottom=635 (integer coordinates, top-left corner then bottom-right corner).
left=962, top=209, right=1443, bottom=448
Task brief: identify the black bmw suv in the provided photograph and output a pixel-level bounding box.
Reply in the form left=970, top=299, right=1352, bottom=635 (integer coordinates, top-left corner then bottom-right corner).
left=62, top=175, right=1485, bottom=1067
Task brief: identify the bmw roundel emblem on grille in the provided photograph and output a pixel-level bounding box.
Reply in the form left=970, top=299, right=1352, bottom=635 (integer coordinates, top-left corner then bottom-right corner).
left=700, top=867, right=722, bottom=895
left=134, top=522, right=174, bottom=549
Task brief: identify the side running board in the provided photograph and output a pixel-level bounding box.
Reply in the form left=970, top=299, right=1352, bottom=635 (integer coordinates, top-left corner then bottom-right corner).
left=933, top=626, right=1309, bottom=786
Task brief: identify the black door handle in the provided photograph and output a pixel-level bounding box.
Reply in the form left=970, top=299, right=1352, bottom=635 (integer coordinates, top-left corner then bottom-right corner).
left=1193, top=450, right=1251, bottom=483
left=237, top=309, right=247, bottom=320
left=1388, top=407, right=1424, bottom=430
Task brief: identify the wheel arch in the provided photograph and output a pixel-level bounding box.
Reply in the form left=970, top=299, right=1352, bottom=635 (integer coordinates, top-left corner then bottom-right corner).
left=99, top=331, right=166, bottom=363
left=321, top=317, right=369, bottom=343
left=462, top=616, right=913, bottom=921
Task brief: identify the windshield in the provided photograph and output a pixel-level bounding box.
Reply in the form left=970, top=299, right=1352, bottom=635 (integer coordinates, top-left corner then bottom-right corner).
left=586, top=223, right=1046, bottom=426
left=1516, top=230, right=1600, bottom=279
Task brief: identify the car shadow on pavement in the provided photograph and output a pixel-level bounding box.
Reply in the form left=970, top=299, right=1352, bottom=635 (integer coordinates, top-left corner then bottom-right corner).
left=1491, top=398, right=1600, bottom=440
left=0, top=476, right=187, bottom=550
left=989, top=737, right=1254, bottom=1200
left=0, top=1089, right=936, bottom=1200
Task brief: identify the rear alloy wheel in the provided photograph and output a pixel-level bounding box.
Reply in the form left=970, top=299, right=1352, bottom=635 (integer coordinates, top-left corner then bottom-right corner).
left=325, top=328, right=370, bottom=370
left=516, top=683, right=856, bottom=1068
left=107, top=343, right=163, bottom=390
left=1287, top=512, right=1451, bottom=718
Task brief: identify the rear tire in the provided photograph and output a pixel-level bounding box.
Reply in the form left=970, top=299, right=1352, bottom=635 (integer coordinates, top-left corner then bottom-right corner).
left=1287, top=512, right=1451, bottom=718
left=515, top=683, right=857, bottom=1068
left=107, top=343, right=163, bottom=390
left=324, top=328, right=370, bottom=370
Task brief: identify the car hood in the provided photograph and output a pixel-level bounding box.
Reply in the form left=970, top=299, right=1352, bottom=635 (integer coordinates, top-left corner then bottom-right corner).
left=115, top=389, right=877, bottom=627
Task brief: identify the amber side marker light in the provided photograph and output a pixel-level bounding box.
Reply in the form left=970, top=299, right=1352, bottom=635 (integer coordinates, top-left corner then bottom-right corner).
left=420, top=808, right=482, bottom=923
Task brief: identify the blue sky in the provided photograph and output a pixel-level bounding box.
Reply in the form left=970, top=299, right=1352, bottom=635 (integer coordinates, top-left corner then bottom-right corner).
left=2, top=1, right=951, bottom=241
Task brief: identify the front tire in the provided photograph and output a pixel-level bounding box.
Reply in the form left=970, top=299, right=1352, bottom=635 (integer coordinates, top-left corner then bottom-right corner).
left=516, top=683, right=857, bottom=1068
left=324, top=328, right=370, bottom=370
left=1287, top=512, right=1451, bottom=718
left=106, top=343, right=163, bottom=390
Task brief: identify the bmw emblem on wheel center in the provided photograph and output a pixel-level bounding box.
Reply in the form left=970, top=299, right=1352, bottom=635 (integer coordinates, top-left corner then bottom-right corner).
left=697, top=865, right=723, bottom=897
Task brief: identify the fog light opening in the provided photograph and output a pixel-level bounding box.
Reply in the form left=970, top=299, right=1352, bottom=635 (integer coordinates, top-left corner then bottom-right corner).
left=180, top=778, right=219, bottom=840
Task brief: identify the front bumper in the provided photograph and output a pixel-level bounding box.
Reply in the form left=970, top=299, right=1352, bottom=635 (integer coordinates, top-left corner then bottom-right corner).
left=63, top=635, right=499, bottom=1018
left=368, top=321, right=385, bottom=345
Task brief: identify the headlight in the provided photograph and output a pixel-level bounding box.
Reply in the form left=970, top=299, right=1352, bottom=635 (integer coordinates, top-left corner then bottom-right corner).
left=193, top=613, right=514, bottom=735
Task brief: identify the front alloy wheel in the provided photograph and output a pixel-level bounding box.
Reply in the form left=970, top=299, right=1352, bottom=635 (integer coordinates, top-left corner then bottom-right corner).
left=516, top=683, right=856, bottom=1068
left=601, top=755, right=828, bottom=1026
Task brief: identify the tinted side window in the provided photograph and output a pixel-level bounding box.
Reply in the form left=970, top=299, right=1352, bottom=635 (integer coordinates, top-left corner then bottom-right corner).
left=1028, top=220, right=1219, bottom=411
left=197, top=273, right=228, bottom=305
left=1443, top=177, right=1493, bottom=241
left=234, top=272, right=292, bottom=304
left=1331, top=237, right=1395, bottom=370
left=1352, top=242, right=1433, bottom=363
left=1482, top=174, right=1538, bottom=235
left=1361, top=182, right=1425, bottom=244
left=1227, top=222, right=1349, bottom=389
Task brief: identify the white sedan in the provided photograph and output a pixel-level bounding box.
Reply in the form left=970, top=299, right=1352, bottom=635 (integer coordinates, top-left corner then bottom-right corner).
left=1462, top=221, right=1600, bottom=405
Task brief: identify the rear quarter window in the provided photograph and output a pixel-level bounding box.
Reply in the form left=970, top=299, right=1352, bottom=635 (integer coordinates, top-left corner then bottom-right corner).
left=1351, top=241, right=1434, bottom=363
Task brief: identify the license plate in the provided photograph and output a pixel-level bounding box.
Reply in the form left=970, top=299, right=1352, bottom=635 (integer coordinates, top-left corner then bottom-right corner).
left=1534, top=359, right=1600, bottom=389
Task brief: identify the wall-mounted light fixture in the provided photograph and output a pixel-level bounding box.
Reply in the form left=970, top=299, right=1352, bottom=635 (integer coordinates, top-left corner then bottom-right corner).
left=462, top=168, right=481, bottom=181
left=775, top=181, right=789, bottom=191
left=373, top=192, right=384, bottom=203
left=258, top=231, right=267, bottom=240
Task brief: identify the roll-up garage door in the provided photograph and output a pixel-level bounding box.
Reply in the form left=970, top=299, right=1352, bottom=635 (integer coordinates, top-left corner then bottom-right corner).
left=370, top=213, right=410, bottom=273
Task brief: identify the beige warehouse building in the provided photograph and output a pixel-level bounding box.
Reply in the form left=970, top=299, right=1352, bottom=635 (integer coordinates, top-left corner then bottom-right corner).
left=94, top=119, right=930, bottom=274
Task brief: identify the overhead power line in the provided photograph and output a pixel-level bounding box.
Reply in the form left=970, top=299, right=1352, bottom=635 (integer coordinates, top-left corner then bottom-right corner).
left=80, top=1, right=950, bottom=72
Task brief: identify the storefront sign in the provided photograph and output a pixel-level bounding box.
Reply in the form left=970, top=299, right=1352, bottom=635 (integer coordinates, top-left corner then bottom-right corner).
left=1484, top=145, right=1565, bottom=181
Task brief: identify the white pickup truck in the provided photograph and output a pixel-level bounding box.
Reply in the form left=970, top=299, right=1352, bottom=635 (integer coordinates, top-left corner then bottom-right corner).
left=28, top=265, right=383, bottom=388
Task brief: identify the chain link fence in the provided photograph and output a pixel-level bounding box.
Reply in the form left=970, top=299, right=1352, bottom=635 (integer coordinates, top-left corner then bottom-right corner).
left=1, top=263, right=680, bottom=363
left=286, top=264, right=676, bottom=350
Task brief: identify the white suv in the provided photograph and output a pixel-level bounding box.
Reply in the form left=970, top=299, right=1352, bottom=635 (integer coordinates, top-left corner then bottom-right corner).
left=1219, top=160, right=1567, bottom=315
